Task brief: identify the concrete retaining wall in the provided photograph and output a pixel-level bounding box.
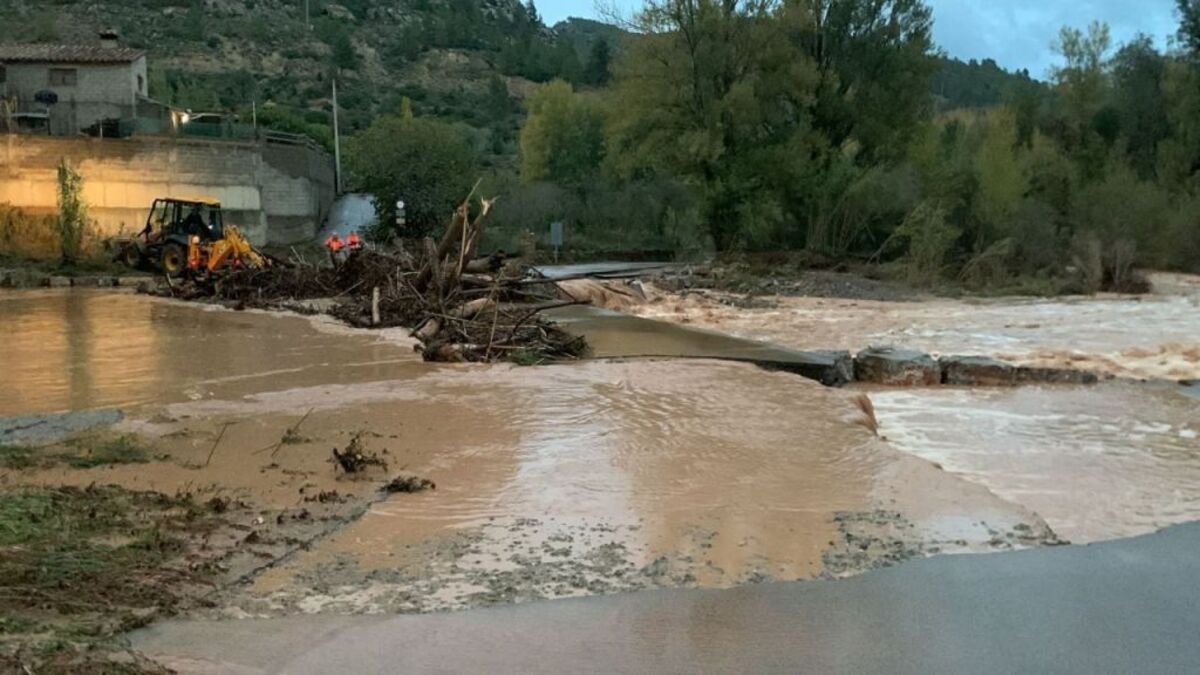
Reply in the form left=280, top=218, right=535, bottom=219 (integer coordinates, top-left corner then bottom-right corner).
left=0, top=134, right=335, bottom=245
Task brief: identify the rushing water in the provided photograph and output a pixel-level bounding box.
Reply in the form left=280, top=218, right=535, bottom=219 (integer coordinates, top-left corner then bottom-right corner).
left=870, top=382, right=1200, bottom=543
left=637, top=273, right=1200, bottom=381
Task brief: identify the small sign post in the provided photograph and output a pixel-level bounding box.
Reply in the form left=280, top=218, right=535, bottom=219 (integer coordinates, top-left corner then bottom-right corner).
left=550, top=221, right=564, bottom=263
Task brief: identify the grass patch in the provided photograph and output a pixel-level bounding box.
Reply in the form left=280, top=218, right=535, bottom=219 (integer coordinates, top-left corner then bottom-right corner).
left=62, top=435, right=151, bottom=469
left=0, top=444, right=35, bottom=470
left=0, top=485, right=223, bottom=671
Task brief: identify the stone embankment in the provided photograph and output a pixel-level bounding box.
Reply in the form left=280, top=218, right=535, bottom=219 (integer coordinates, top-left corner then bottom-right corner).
left=851, top=347, right=1101, bottom=387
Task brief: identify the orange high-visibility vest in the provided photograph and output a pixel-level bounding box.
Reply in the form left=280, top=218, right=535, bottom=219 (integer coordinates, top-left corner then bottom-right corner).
left=326, top=235, right=345, bottom=252
left=188, top=235, right=203, bottom=269
left=347, top=232, right=362, bottom=250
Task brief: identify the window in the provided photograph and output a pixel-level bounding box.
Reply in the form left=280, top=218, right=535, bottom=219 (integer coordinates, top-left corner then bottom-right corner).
left=49, top=68, right=77, bottom=87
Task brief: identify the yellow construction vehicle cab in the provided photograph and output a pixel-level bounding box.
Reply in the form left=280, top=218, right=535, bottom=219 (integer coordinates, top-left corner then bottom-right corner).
left=114, top=197, right=269, bottom=275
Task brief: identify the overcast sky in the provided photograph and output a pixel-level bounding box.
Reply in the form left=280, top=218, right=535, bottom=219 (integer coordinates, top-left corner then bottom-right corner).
left=538, top=0, right=1182, bottom=79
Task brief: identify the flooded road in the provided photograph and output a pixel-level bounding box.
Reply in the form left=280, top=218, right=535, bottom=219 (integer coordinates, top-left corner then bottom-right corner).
left=870, top=382, right=1200, bottom=543
left=637, top=273, right=1200, bottom=380
left=1, top=289, right=1049, bottom=620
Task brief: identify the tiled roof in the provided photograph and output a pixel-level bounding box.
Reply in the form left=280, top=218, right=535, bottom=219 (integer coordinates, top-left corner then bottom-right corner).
left=0, top=44, right=145, bottom=64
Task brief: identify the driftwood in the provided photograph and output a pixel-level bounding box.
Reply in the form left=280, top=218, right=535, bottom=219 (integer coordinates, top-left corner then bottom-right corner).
left=158, top=187, right=587, bottom=364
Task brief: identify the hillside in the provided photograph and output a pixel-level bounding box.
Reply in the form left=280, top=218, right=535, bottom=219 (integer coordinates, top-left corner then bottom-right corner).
left=932, top=56, right=1047, bottom=110
left=0, top=0, right=616, bottom=165
left=0, top=1, right=1044, bottom=162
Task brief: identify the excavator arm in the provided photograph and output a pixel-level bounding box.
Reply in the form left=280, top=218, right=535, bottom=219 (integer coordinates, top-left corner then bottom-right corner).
left=203, top=226, right=268, bottom=272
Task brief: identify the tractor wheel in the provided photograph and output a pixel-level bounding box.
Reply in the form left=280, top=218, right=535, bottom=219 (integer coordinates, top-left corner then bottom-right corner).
left=160, top=243, right=186, bottom=275
left=118, top=245, right=144, bottom=269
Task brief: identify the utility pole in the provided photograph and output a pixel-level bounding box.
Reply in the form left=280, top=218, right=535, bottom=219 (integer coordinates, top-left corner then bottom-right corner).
left=332, top=78, right=342, bottom=195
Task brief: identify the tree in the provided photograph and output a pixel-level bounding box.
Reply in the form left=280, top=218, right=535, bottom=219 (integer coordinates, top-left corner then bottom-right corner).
left=56, top=160, right=87, bottom=264
left=608, top=0, right=811, bottom=249
left=584, top=40, right=612, bottom=86
left=1180, top=0, right=1200, bottom=58
left=332, top=32, right=359, bottom=70
left=784, top=0, right=937, bottom=161
left=346, top=115, right=477, bottom=239
left=1050, top=22, right=1112, bottom=177
left=1110, top=36, right=1169, bottom=178
left=519, top=81, right=605, bottom=186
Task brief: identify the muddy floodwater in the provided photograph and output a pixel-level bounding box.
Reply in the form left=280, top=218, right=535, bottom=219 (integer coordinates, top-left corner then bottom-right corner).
left=638, top=272, right=1200, bottom=380
left=3, top=283, right=1199, bottom=640
left=0, top=289, right=426, bottom=416
left=871, top=382, right=1200, bottom=543
left=1, top=288, right=1053, bottom=620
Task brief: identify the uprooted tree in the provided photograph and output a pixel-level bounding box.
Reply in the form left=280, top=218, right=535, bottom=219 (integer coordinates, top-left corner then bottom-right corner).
left=162, top=188, right=588, bottom=364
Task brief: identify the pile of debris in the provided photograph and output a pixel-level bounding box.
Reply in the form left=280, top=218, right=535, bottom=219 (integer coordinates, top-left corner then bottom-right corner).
left=156, top=191, right=587, bottom=364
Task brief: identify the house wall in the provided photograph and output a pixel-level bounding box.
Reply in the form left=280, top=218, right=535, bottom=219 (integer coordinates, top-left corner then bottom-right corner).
left=0, top=134, right=336, bottom=245
left=2, top=57, right=145, bottom=134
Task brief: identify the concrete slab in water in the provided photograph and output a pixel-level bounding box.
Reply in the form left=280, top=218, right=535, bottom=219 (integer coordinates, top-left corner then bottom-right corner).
left=135, top=522, right=1200, bottom=675
left=549, top=305, right=853, bottom=385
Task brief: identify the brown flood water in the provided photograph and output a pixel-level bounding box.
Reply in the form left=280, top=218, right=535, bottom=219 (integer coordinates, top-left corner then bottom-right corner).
left=870, top=382, right=1200, bottom=543
left=0, top=289, right=427, bottom=416
left=1, top=289, right=1041, bottom=615
left=637, top=272, right=1200, bottom=380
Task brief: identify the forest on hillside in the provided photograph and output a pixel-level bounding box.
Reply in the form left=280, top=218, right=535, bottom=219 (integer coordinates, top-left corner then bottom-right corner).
left=350, top=0, right=1200, bottom=290
left=3, top=0, right=1198, bottom=288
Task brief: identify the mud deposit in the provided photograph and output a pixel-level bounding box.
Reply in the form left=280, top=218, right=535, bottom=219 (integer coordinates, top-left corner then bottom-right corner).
left=636, top=272, right=1200, bottom=381
left=0, top=289, right=1053, bottom=628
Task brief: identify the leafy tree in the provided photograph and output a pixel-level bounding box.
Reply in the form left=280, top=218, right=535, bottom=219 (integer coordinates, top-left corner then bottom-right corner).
left=346, top=115, right=477, bottom=239
left=332, top=32, right=359, bottom=70
left=486, top=75, right=512, bottom=120
left=56, top=160, right=87, bottom=264
left=608, top=0, right=815, bottom=249
left=1050, top=22, right=1111, bottom=169
left=784, top=0, right=938, bottom=161
left=1110, top=36, right=1169, bottom=178
left=1180, top=0, right=1200, bottom=58
left=584, top=40, right=613, bottom=86
left=519, top=81, right=605, bottom=186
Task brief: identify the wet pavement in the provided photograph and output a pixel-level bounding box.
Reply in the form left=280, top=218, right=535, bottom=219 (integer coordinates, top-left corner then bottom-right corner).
left=134, top=521, right=1200, bottom=674
left=550, top=304, right=851, bottom=383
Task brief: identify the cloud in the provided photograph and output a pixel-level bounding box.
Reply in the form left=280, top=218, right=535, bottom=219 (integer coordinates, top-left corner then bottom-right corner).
left=926, top=0, right=1180, bottom=77
left=539, top=0, right=1181, bottom=78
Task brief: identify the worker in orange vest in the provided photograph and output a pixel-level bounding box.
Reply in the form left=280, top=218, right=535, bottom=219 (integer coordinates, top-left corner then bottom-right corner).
left=346, top=231, right=363, bottom=253
left=325, top=233, right=345, bottom=267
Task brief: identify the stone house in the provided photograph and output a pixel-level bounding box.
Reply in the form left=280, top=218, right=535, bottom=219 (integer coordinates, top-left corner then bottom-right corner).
left=0, top=34, right=148, bottom=136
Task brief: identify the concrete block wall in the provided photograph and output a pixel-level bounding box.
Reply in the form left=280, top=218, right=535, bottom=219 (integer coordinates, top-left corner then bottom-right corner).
left=0, top=134, right=335, bottom=245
